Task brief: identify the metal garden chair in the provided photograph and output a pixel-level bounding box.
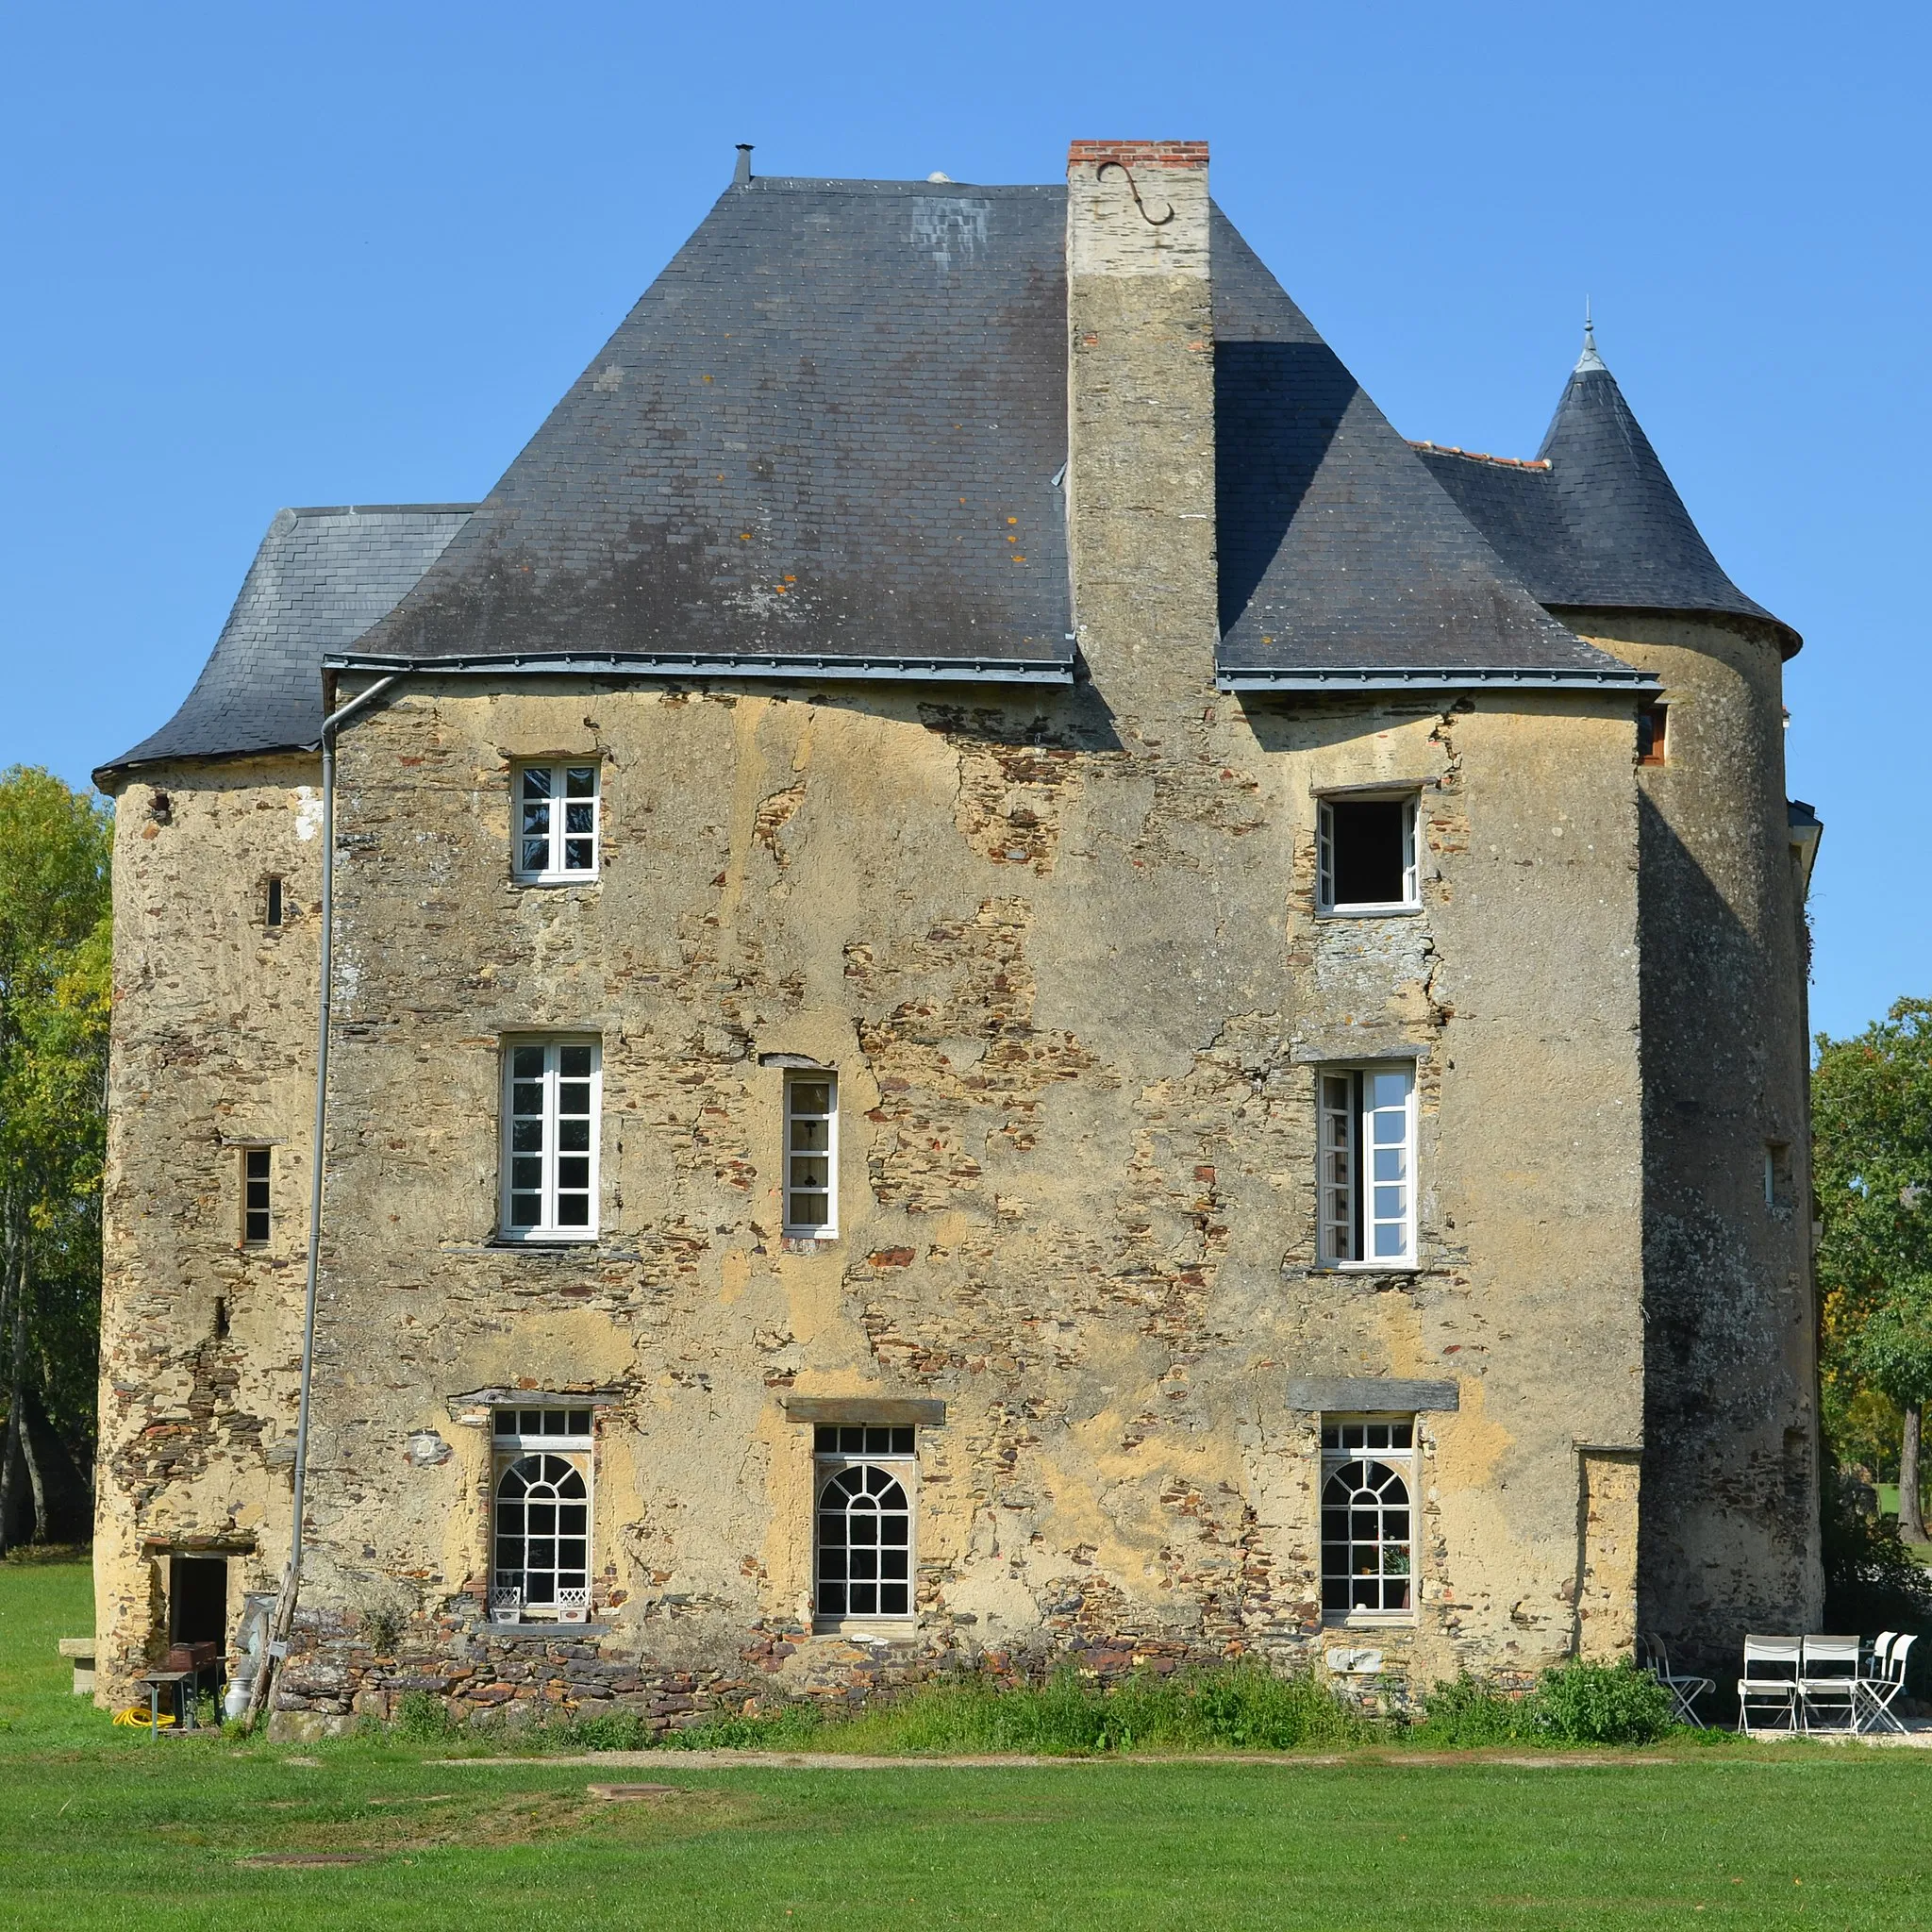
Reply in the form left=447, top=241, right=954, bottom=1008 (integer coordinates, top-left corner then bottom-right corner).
left=1798, top=1634, right=1862, bottom=1731
left=1737, top=1634, right=1801, bottom=1731
left=1641, top=1632, right=1712, bottom=1727
left=1857, top=1632, right=1917, bottom=1734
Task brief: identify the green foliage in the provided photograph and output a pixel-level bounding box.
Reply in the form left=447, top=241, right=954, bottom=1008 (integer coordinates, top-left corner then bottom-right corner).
left=1411, top=1674, right=1533, bottom=1746
left=1820, top=1456, right=1932, bottom=1650
left=390, top=1690, right=460, bottom=1741
left=1529, top=1659, right=1675, bottom=1745
left=1414, top=1661, right=1676, bottom=1748
left=0, top=769, right=112, bottom=1526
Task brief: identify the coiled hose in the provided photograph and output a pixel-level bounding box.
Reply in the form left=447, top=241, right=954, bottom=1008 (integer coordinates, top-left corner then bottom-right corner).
left=112, top=1705, right=175, bottom=1728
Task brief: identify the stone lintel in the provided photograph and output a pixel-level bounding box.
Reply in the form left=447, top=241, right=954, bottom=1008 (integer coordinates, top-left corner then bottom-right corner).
left=780, top=1396, right=947, bottom=1428
left=446, top=1388, right=625, bottom=1423
left=1287, top=1378, right=1459, bottom=1413
left=139, top=1533, right=258, bottom=1554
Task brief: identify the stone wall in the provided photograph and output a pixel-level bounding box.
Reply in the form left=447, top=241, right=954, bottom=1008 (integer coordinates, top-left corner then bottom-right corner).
left=1571, top=612, right=1824, bottom=1667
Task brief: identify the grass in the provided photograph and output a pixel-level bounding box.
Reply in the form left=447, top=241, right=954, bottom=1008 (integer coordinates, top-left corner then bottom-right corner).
left=4, top=1557, right=1932, bottom=1928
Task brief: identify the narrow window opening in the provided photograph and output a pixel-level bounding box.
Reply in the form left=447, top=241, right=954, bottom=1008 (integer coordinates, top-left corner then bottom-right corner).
left=242, top=1147, right=271, bottom=1246
left=1765, top=1141, right=1792, bottom=1211
left=1637, top=703, right=1669, bottom=765
left=1320, top=1416, right=1416, bottom=1621
left=1318, top=1066, right=1415, bottom=1266
left=514, top=763, right=602, bottom=882
left=784, top=1072, right=838, bottom=1238
left=814, top=1424, right=916, bottom=1622
left=1317, top=796, right=1419, bottom=913
left=501, top=1041, right=601, bottom=1241
left=211, top=1297, right=229, bottom=1341
left=264, top=876, right=284, bottom=928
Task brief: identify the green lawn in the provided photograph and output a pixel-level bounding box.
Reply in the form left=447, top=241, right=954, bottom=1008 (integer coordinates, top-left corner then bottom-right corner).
left=3, top=1557, right=1929, bottom=1929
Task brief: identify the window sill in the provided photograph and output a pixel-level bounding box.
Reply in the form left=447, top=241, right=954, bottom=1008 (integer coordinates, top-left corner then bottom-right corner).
left=1318, top=1260, right=1421, bottom=1275
left=509, top=874, right=602, bottom=889
left=781, top=1233, right=839, bottom=1251
left=482, top=1622, right=612, bottom=1640
left=811, top=1620, right=918, bottom=1641
left=1322, top=1613, right=1415, bottom=1629
left=1314, top=905, right=1424, bottom=921
left=491, top=1233, right=602, bottom=1248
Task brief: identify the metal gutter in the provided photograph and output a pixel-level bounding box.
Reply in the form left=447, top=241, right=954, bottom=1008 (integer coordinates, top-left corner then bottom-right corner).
left=244, top=673, right=398, bottom=1727
left=323, top=651, right=1075, bottom=687
left=1218, top=665, right=1661, bottom=693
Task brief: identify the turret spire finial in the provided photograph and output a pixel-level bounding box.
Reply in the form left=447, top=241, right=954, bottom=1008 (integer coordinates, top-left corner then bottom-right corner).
left=1575, top=296, right=1607, bottom=375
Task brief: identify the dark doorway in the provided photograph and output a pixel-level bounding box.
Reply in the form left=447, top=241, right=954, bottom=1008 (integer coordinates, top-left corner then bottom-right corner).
left=170, top=1557, right=227, bottom=1646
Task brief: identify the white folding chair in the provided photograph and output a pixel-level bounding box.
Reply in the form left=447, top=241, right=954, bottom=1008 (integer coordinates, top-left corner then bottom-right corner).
left=1641, top=1631, right=1713, bottom=1727
left=1737, top=1634, right=1801, bottom=1731
left=1799, top=1634, right=1862, bottom=1731
left=1858, top=1632, right=1916, bottom=1735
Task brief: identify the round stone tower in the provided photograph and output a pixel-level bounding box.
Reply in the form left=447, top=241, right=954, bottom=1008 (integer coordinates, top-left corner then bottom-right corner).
left=1423, top=325, right=1824, bottom=1669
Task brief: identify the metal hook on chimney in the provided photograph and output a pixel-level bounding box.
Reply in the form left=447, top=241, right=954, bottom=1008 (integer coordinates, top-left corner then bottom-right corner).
left=1095, top=159, right=1174, bottom=226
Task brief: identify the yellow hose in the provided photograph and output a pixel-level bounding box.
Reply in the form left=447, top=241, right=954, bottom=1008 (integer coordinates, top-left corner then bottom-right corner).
left=113, top=1705, right=176, bottom=1728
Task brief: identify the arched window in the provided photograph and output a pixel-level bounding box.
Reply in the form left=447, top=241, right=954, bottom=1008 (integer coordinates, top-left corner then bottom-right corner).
left=816, top=1462, right=912, bottom=1618
left=494, top=1454, right=589, bottom=1610
left=1321, top=1457, right=1412, bottom=1613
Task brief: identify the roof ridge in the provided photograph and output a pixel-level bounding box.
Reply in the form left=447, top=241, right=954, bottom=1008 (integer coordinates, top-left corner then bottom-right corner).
left=1407, top=441, right=1551, bottom=472
left=284, top=503, right=481, bottom=518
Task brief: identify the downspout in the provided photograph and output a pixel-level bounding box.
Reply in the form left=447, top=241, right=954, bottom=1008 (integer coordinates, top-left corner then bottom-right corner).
left=244, top=674, right=396, bottom=1727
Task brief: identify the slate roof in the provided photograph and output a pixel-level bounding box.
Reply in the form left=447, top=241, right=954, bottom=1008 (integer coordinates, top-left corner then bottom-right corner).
left=1211, top=219, right=1644, bottom=691
left=1415, top=340, right=1796, bottom=655
left=337, top=178, right=1074, bottom=684
left=96, top=506, right=474, bottom=781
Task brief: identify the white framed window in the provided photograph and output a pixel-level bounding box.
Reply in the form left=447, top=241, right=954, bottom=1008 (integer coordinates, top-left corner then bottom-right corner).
left=1317, top=793, right=1420, bottom=914
left=241, top=1147, right=271, bottom=1247
left=783, top=1071, right=838, bottom=1238
left=814, top=1424, right=916, bottom=1622
left=501, top=1040, right=601, bottom=1241
left=491, top=1407, right=593, bottom=1621
left=514, top=762, right=601, bottom=882
left=1318, top=1064, right=1416, bottom=1267
left=1321, top=1415, right=1416, bottom=1621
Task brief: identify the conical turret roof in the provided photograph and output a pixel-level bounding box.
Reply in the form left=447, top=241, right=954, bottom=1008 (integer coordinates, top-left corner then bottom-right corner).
left=1417, top=331, right=1797, bottom=657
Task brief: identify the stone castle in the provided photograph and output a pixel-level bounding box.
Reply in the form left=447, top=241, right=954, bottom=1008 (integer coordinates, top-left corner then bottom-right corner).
left=91, top=140, right=1821, bottom=1726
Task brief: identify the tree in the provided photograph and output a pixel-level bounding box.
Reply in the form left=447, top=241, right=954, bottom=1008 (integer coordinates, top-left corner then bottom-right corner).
left=1813, top=1000, right=1932, bottom=1544
left=0, top=768, right=111, bottom=1551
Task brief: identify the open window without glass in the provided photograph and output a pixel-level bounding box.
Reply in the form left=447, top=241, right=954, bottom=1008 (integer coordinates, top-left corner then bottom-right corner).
left=784, top=1072, right=838, bottom=1237
left=501, top=1041, right=601, bottom=1241
left=1318, top=1064, right=1416, bottom=1266
left=1321, top=1416, right=1416, bottom=1620
left=1317, top=793, right=1420, bottom=914
left=814, top=1424, right=915, bottom=1623
left=491, top=1407, right=592, bottom=1621
left=514, top=763, right=601, bottom=882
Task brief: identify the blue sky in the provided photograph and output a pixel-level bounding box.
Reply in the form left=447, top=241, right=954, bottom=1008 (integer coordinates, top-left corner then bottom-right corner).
left=3, top=2, right=1923, bottom=1040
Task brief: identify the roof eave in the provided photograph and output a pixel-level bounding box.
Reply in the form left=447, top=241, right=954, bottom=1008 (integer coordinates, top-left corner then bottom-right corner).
left=325, top=649, right=1076, bottom=687
left=1217, top=665, right=1663, bottom=694
left=1542, top=602, right=1803, bottom=661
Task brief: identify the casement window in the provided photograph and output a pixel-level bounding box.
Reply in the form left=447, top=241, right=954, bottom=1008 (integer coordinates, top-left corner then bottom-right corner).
left=1321, top=1415, right=1416, bottom=1620
left=1317, top=793, right=1420, bottom=914
left=814, top=1424, right=916, bottom=1623
left=783, top=1072, right=838, bottom=1238
left=514, top=763, right=601, bottom=882
left=1318, top=1064, right=1416, bottom=1267
left=241, top=1148, right=271, bottom=1247
left=501, top=1041, right=601, bottom=1241
left=491, top=1407, right=593, bottom=1622
left=1637, top=703, right=1668, bottom=766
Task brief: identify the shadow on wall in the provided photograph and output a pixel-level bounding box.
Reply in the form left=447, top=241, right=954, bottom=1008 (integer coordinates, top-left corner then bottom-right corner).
left=1636, top=790, right=1812, bottom=1656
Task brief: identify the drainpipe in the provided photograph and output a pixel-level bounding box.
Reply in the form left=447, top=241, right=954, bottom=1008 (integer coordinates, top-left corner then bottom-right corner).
left=244, top=675, right=396, bottom=1728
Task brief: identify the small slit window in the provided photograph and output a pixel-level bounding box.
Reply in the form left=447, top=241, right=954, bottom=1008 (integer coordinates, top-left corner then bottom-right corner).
left=1321, top=1415, right=1416, bottom=1619
left=784, top=1072, right=838, bottom=1238
left=1637, top=703, right=1668, bottom=766
left=514, top=763, right=601, bottom=881
left=814, top=1424, right=916, bottom=1622
left=501, top=1041, right=601, bottom=1241
left=1318, top=1065, right=1416, bottom=1267
left=242, top=1148, right=271, bottom=1247
left=264, top=876, right=284, bottom=929
left=1318, top=794, right=1419, bottom=914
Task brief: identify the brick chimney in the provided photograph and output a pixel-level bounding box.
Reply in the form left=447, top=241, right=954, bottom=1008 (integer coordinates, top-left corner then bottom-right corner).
left=1064, top=140, right=1217, bottom=708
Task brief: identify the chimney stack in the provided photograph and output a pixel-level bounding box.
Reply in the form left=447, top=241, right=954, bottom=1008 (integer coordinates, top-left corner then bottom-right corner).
left=1064, top=141, right=1217, bottom=708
